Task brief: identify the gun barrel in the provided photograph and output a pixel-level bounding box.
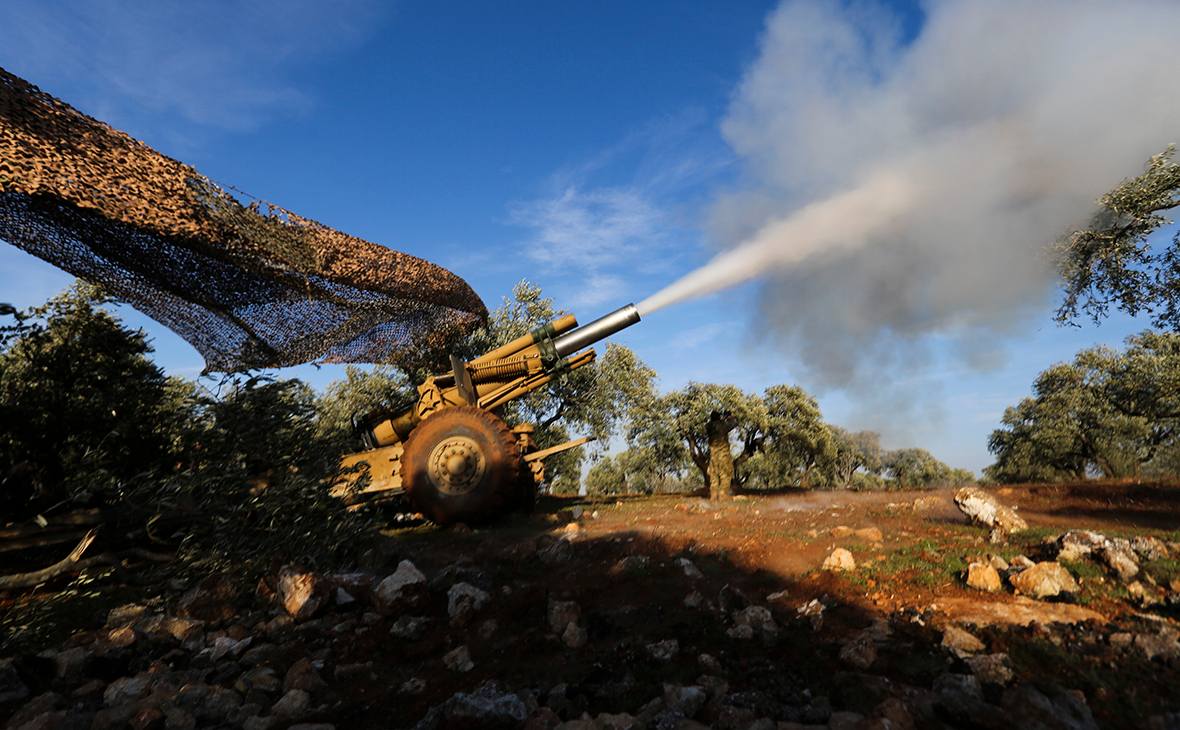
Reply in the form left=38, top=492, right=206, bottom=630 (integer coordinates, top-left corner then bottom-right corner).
left=552, top=304, right=641, bottom=357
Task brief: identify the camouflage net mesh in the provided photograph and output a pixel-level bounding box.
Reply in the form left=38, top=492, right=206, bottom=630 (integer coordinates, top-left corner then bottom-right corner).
left=0, top=67, right=487, bottom=371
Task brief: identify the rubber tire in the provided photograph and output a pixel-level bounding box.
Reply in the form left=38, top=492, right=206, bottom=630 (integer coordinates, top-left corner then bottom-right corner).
left=400, top=406, right=521, bottom=526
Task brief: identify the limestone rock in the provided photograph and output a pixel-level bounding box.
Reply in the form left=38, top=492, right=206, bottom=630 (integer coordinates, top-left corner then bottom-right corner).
left=646, top=639, right=679, bottom=661
left=954, top=487, right=1027, bottom=534
left=373, top=560, right=427, bottom=615
left=1130, top=536, right=1169, bottom=561
left=447, top=582, right=490, bottom=625
left=277, top=566, right=331, bottom=621
left=443, top=645, right=475, bottom=673
left=965, top=563, right=1003, bottom=592
left=1100, top=538, right=1139, bottom=583
left=390, top=616, right=430, bottom=641
left=838, top=638, right=878, bottom=669
left=942, top=626, right=986, bottom=655
left=283, top=657, right=328, bottom=696
left=537, top=538, right=574, bottom=565
left=1056, top=530, right=1108, bottom=562
left=963, top=653, right=1015, bottom=686
left=1009, top=562, right=1078, bottom=599
left=663, top=684, right=707, bottom=719
left=674, top=558, right=704, bottom=579
left=103, top=674, right=152, bottom=707
left=548, top=599, right=582, bottom=634
left=174, top=573, right=238, bottom=622
left=1000, top=683, right=1098, bottom=730
left=271, top=689, right=311, bottom=718
left=823, top=548, right=856, bottom=572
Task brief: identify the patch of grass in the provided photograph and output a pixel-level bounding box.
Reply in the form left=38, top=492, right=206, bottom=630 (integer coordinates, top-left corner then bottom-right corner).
left=1142, top=556, right=1180, bottom=587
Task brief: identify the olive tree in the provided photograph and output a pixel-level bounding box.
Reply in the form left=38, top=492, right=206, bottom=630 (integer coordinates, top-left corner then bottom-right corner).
left=986, top=332, right=1180, bottom=482
left=1056, top=146, right=1180, bottom=330
left=631, top=382, right=833, bottom=499
left=0, top=282, right=182, bottom=516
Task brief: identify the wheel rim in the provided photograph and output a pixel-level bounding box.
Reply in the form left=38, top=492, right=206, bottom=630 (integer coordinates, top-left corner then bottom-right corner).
left=426, top=435, right=487, bottom=495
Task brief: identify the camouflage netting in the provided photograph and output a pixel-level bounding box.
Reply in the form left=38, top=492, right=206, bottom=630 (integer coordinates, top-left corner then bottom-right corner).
left=0, top=67, right=487, bottom=371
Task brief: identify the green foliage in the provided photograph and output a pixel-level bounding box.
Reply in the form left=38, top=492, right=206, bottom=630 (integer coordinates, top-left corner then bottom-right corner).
left=986, top=331, right=1180, bottom=482
left=827, top=427, right=884, bottom=489
left=131, top=375, right=371, bottom=573
left=0, top=282, right=181, bottom=515
left=630, top=381, right=835, bottom=497
left=1056, top=146, right=1180, bottom=331
left=316, top=364, right=414, bottom=448
left=881, top=447, right=971, bottom=490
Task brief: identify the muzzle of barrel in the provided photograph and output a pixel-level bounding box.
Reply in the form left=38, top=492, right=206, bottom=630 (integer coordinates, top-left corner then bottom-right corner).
left=552, top=304, right=641, bottom=357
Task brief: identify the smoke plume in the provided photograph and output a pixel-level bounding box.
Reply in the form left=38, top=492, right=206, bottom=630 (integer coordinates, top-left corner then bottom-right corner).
left=640, top=0, right=1180, bottom=417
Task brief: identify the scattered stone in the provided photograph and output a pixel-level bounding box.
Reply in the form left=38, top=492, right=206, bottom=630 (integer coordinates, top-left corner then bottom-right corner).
left=401, top=678, right=426, bottom=694
left=561, top=623, right=588, bottom=649
left=1130, top=536, right=1169, bottom=561
left=838, top=638, right=877, bottom=669
left=414, top=685, right=529, bottom=730
left=674, top=557, right=704, bottom=579
left=537, top=538, right=574, bottom=565
left=856, top=527, right=884, bottom=543
left=271, top=689, right=311, bottom=718
left=447, top=582, right=490, bottom=625
left=730, top=606, right=778, bottom=640
left=1009, top=562, right=1079, bottom=599
left=966, top=563, right=1003, bottom=592
left=1008, top=555, right=1035, bottom=571
left=822, top=548, right=856, bottom=572
left=933, top=673, right=983, bottom=700
left=105, top=604, right=148, bottom=629
left=373, top=560, right=428, bottom=614
left=663, top=684, right=707, bottom=718
left=548, top=599, right=582, bottom=634
left=828, top=711, right=866, bottom=730
left=954, top=487, right=1027, bottom=534
left=911, top=496, right=946, bottom=512
left=1056, top=530, right=1108, bottom=562
left=1100, top=538, right=1140, bottom=583
left=103, top=674, right=152, bottom=706
left=683, top=591, right=704, bottom=609
left=443, top=646, right=475, bottom=673
left=646, top=639, right=679, bottom=661
left=613, top=556, right=650, bottom=574
left=174, top=573, right=238, bottom=622
left=390, top=616, right=430, bottom=641
left=277, top=566, right=331, bottom=621
left=1001, top=683, right=1099, bottom=730
left=830, top=525, right=855, bottom=539
left=283, top=657, right=328, bottom=696
left=698, top=654, right=722, bottom=672
left=797, top=599, right=826, bottom=631
left=942, top=626, right=986, bottom=655
left=165, top=708, right=197, bottom=730
left=1133, top=628, right=1180, bottom=661
left=963, top=653, right=1015, bottom=686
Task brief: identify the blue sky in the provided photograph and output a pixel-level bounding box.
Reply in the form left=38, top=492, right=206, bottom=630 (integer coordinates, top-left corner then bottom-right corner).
left=2, top=0, right=1178, bottom=477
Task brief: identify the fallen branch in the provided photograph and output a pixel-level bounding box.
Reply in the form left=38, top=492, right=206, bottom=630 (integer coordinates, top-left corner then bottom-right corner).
left=0, top=531, right=176, bottom=589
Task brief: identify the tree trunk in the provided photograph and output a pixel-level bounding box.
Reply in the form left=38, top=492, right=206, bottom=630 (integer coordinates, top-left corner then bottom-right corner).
left=706, top=412, right=735, bottom=501
left=801, top=461, right=814, bottom=490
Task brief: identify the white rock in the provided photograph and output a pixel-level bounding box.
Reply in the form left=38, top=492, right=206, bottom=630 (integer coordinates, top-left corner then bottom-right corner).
left=645, top=639, right=679, bottom=661
left=373, top=560, right=427, bottom=614
left=823, top=548, right=856, bottom=572
left=955, top=487, right=1028, bottom=533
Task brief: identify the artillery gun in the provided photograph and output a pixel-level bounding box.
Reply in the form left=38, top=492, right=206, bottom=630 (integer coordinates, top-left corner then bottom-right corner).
left=337, top=304, right=641, bottom=525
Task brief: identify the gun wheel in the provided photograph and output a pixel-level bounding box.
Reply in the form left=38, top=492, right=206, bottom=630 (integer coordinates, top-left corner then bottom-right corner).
left=400, top=406, right=521, bottom=525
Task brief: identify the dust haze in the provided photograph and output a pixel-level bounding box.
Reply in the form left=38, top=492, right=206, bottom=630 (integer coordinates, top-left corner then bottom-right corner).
left=640, top=0, right=1180, bottom=433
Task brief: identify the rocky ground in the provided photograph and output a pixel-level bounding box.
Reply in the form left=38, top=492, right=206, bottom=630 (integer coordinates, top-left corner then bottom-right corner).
left=2, top=480, right=1179, bottom=730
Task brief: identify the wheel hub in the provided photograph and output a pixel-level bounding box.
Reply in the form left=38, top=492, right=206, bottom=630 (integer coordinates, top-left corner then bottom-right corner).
left=426, top=436, right=486, bottom=495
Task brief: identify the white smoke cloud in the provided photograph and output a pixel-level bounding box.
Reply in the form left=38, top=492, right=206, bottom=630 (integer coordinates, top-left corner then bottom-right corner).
left=646, top=0, right=1180, bottom=418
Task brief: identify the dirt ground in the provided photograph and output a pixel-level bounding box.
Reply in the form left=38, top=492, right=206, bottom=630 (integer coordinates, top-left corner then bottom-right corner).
left=2, top=480, right=1179, bottom=729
